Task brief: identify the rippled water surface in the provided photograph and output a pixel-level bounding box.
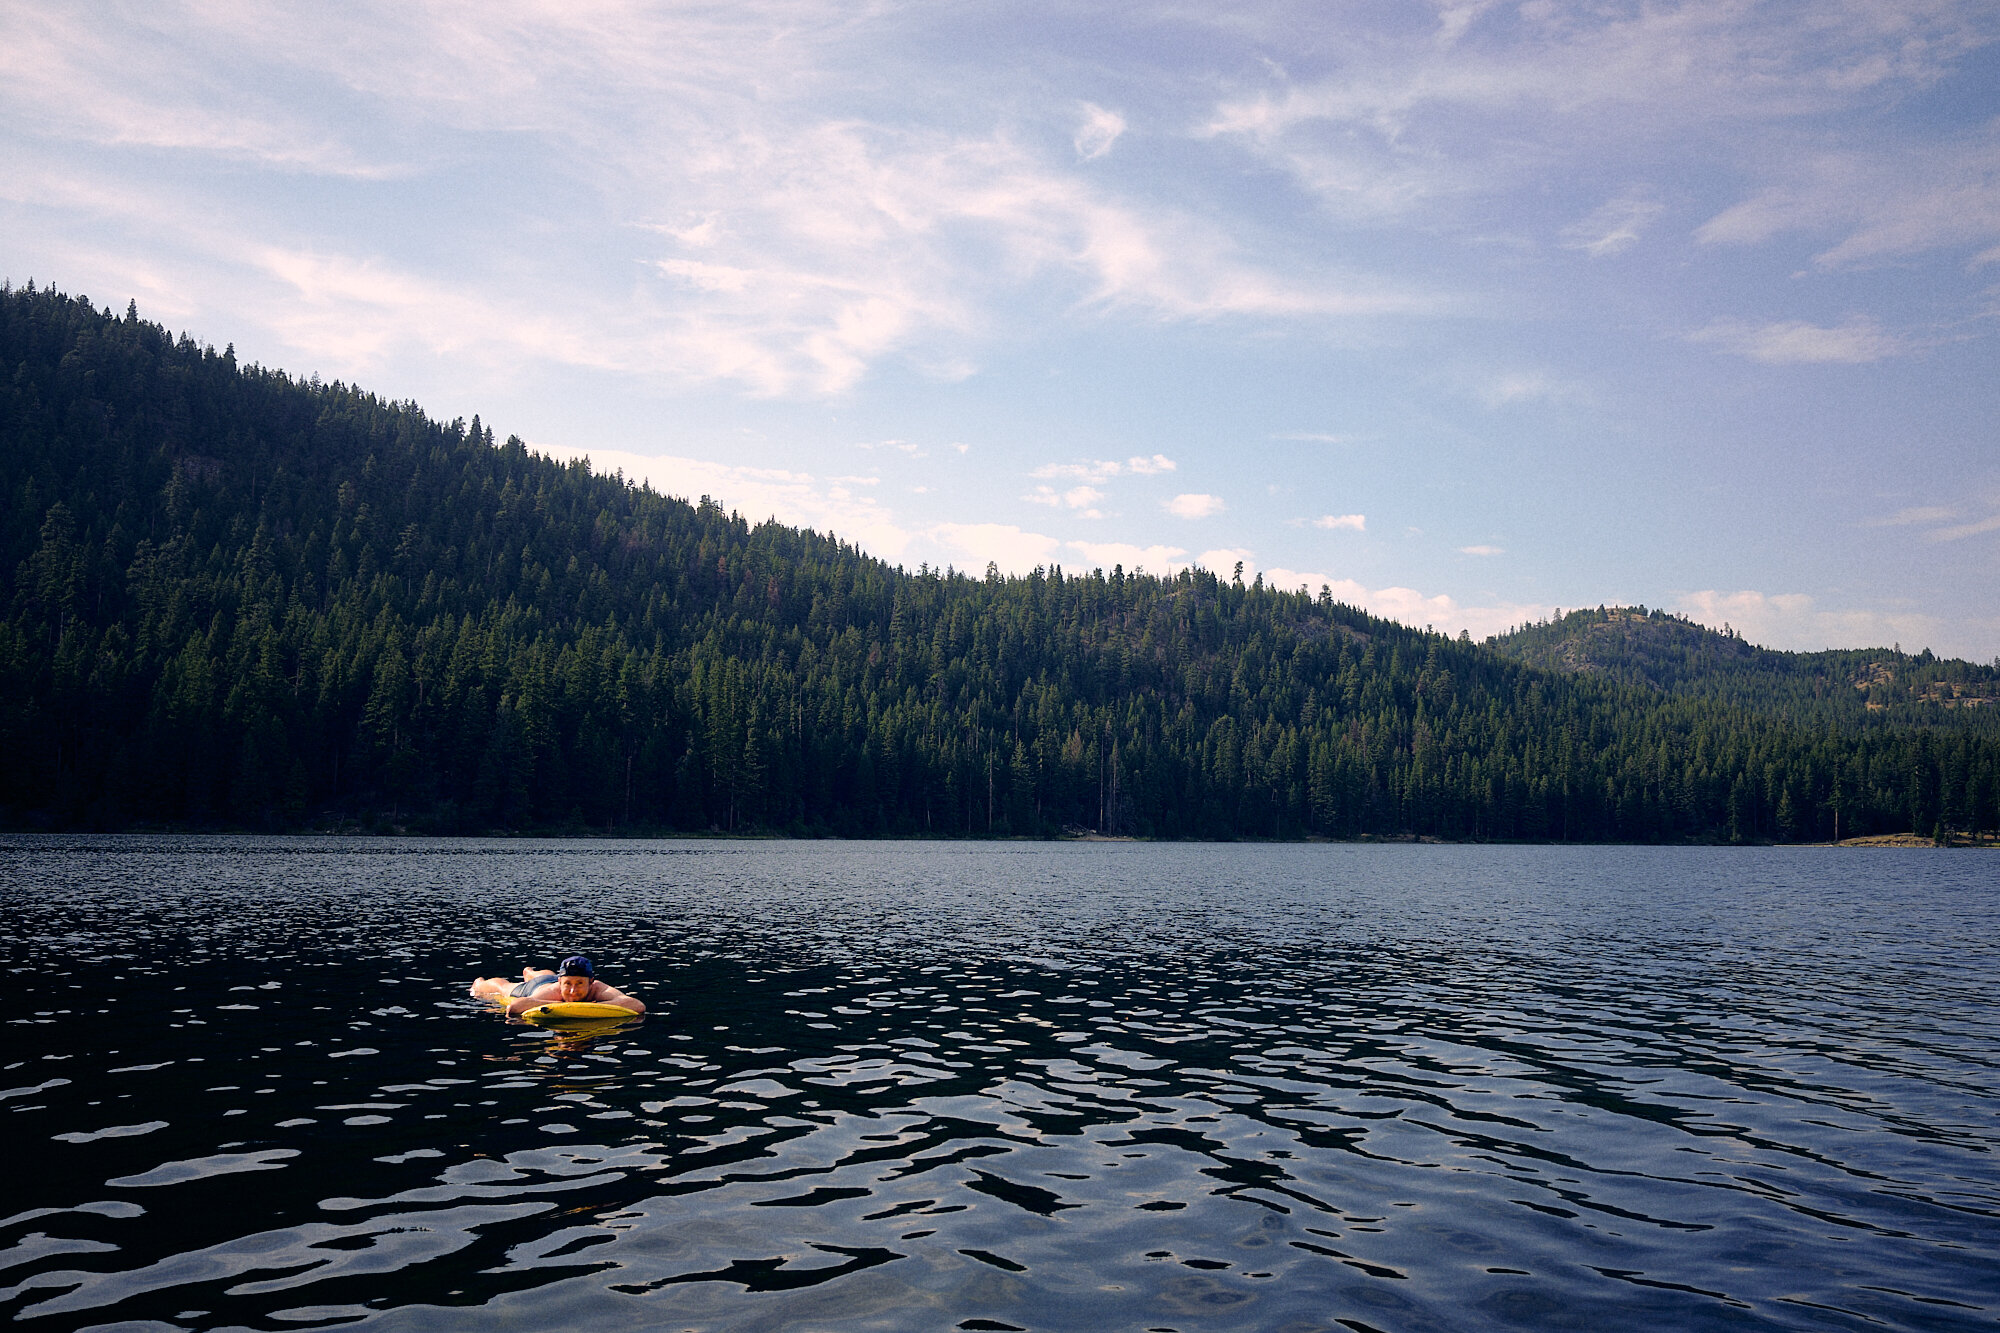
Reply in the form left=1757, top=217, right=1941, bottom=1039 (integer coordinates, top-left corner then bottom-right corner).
left=3, top=838, right=1997, bottom=1332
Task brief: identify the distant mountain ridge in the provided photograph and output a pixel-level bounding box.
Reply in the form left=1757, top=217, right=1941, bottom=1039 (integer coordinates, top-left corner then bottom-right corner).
left=1488, top=606, right=2000, bottom=730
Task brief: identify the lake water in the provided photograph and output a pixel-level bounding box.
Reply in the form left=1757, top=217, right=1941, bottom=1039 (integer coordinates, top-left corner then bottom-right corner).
left=2, top=838, right=1996, bottom=1332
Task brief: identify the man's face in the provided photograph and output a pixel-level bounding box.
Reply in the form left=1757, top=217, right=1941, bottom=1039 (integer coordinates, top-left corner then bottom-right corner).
left=556, top=974, right=592, bottom=1001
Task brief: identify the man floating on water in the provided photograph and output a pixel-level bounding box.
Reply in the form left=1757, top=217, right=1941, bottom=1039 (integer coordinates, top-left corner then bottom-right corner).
left=469, top=955, right=645, bottom=1017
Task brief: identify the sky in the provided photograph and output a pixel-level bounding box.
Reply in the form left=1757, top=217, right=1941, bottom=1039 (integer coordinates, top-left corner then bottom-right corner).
left=4, top=0, right=1998, bottom=658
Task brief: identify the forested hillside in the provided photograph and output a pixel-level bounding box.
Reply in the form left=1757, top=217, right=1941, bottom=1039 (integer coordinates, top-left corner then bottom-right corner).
left=1490, top=606, right=2000, bottom=728
left=4, top=283, right=1996, bottom=842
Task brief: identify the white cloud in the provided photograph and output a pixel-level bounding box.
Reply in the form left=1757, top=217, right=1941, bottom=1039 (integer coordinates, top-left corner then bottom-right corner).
left=1031, top=455, right=1175, bottom=486
left=531, top=443, right=915, bottom=560
left=1067, top=541, right=1188, bottom=572
left=1199, top=548, right=1256, bottom=576
left=1074, top=103, right=1126, bottom=161
left=1673, top=589, right=1950, bottom=652
left=1024, top=484, right=1105, bottom=515
left=1166, top=493, right=1225, bottom=518
left=1313, top=513, right=1366, bottom=531
left=1034, top=458, right=1125, bottom=482
left=926, top=522, right=1064, bottom=574
left=1561, top=191, right=1662, bottom=257
left=1458, top=544, right=1503, bottom=556
left=1237, top=558, right=1551, bottom=638
left=1273, top=431, right=1366, bottom=445
left=1688, top=316, right=1902, bottom=364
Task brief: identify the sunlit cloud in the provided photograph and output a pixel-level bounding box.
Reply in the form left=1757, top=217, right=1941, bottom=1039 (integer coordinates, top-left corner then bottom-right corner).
left=1313, top=513, right=1366, bottom=531
left=927, top=522, right=1064, bottom=573
left=529, top=443, right=916, bottom=561
left=1067, top=540, right=1188, bottom=572
left=1166, top=493, right=1225, bottom=518
left=1238, top=558, right=1552, bottom=639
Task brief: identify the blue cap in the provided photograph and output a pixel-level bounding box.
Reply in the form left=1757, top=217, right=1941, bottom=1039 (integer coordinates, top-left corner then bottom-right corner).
left=558, top=955, right=593, bottom=977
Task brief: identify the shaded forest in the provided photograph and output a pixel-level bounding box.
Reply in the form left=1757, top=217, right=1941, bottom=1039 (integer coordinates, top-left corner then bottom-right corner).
left=4, top=283, right=1996, bottom=842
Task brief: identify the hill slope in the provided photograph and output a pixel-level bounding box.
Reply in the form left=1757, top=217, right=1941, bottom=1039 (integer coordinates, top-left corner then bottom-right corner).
left=1489, top=607, right=2000, bottom=729
left=4, top=283, right=1995, bottom=842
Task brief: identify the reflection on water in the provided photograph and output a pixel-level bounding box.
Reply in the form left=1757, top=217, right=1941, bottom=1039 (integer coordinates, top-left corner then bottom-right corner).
left=2, top=838, right=1996, bottom=1331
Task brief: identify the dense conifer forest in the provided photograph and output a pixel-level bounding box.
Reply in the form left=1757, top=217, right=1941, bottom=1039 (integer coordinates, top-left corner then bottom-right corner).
left=4, top=283, right=1996, bottom=841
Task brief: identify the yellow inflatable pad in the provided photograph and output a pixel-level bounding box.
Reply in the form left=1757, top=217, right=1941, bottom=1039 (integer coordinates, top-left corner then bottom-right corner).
left=520, top=1001, right=637, bottom=1022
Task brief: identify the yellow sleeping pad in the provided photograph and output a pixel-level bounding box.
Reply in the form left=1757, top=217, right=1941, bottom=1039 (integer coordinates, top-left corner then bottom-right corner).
left=519, top=1001, right=637, bottom=1023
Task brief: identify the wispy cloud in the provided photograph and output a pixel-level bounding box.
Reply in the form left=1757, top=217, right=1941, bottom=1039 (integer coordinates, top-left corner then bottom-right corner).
left=1688, top=316, right=1902, bottom=364
left=1313, top=513, right=1366, bottom=531
left=1868, top=504, right=1958, bottom=527
left=1074, top=103, right=1126, bottom=161
left=1203, top=0, right=1996, bottom=225
left=1860, top=500, right=2000, bottom=542
left=1477, top=371, right=1581, bottom=407
left=1166, top=493, right=1225, bottom=518
left=1272, top=431, right=1366, bottom=445
left=0, top=7, right=406, bottom=178
left=1932, top=512, right=2000, bottom=542
left=1696, top=129, right=2000, bottom=269
left=4, top=2, right=1438, bottom=399
left=1561, top=191, right=1662, bottom=257
left=1458, top=544, right=1503, bottom=556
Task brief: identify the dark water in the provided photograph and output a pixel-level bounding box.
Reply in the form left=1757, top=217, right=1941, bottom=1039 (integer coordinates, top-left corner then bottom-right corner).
left=3, top=839, right=1996, bottom=1333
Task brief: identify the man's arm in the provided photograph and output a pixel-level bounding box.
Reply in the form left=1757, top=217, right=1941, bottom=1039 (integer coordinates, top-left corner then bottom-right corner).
left=595, top=982, right=645, bottom=1014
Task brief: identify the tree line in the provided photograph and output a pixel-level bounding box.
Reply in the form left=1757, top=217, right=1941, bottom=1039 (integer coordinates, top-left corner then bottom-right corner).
left=4, top=283, right=1996, bottom=841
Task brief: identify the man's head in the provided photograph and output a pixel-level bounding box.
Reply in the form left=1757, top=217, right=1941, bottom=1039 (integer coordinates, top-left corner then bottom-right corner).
left=555, top=955, right=593, bottom=1001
